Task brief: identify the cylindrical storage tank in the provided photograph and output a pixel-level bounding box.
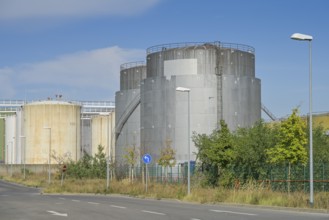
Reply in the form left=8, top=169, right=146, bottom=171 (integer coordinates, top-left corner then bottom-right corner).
left=91, top=112, right=115, bottom=158
left=115, top=62, right=146, bottom=164
left=142, top=42, right=260, bottom=163
left=23, top=101, right=81, bottom=164
left=120, top=61, right=146, bottom=90
left=142, top=42, right=220, bottom=163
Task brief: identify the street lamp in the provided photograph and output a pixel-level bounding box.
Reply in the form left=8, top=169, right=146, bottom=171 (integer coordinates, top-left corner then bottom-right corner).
left=291, top=32, right=313, bottom=207
left=10, top=140, right=13, bottom=177
left=176, top=86, right=191, bottom=195
left=20, top=136, right=26, bottom=179
left=44, top=127, right=52, bottom=184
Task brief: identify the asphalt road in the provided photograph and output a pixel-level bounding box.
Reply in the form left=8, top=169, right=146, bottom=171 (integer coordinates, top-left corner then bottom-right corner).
left=0, top=180, right=328, bottom=220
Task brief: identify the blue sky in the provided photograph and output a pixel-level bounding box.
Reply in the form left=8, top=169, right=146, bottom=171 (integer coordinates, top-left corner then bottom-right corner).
left=0, top=0, right=328, bottom=119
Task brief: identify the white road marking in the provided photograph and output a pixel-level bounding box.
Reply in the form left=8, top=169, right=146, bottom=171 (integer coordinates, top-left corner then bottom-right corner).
left=142, top=210, right=166, bottom=215
left=47, top=210, right=68, bottom=217
left=110, top=205, right=127, bottom=209
left=210, top=209, right=257, bottom=216
left=88, top=202, right=100, bottom=205
left=191, top=218, right=201, bottom=220
left=72, top=200, right=80, bottom=202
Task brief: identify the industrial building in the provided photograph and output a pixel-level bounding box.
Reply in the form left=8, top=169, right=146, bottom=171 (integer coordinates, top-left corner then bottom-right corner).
left=0, top=100, right=115, bottom=164
left=115, top=41, right=261, bottom=164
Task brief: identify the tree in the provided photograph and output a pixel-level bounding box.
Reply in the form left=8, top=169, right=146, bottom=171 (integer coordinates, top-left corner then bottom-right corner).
left=233, top=120, right=278, bottom=182
left=158, top=139, right=176, bottom=181
left=266, top=108, right=308, bottom=192
left=193, top=120, right=235, bottom=186
left=123, top=144, right=139, bottom=183
left=93, top=145, right=107, bottom=178
left=312, top=124, right=329, bottom=163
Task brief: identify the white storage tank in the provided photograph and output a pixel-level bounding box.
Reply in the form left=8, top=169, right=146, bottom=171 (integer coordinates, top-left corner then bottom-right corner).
left=91, top=112, right=115, bottom=158
left=23, top=101, right=81, bottom=164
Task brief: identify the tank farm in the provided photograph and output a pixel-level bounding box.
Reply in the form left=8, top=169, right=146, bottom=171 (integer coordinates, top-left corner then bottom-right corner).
left=115, top=41, right=261, bottom=164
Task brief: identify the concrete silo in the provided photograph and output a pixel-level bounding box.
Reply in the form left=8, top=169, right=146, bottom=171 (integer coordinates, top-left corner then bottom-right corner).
left=141, top=42, right=260, bottom=163
left=91, top=112, right=115, bottom=159
left=115, top=62, right=146, bottom=164
left=23, top=101, right=81, bottom=164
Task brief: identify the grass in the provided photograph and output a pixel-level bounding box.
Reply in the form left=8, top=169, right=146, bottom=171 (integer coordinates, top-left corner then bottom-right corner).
left=2, top=173, right=329, bottom=210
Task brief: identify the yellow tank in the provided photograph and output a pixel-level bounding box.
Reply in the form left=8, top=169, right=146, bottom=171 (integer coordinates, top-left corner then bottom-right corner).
left=23, top=101, right=81, bottom=164
left=91, top=112, right=115, bottom=159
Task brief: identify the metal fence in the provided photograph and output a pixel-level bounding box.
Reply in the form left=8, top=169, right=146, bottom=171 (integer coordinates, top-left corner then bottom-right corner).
left=1, top=163, right=328, bottom=192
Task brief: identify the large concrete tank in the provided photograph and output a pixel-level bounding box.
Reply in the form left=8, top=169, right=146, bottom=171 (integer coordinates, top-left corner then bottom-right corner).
left=91, top=112, right=115, bottom=159
left=23, top=101, right=81, bottom=164
left=141, top=42, right=261, bottom=163
left=115, top=62, right=146, bottom=164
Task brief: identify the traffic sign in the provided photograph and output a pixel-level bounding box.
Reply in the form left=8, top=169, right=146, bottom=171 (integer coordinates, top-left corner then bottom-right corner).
left=62, top=165, right=67, bottom=172
left=142, top=154, right=152, bottom=164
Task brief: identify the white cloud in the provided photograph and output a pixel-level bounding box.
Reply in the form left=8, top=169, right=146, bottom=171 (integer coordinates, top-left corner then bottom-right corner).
left=0, top=46, right=145, bottom=100
left=0, top=67, right=16, bottom=98
left=0, top=0, right=160, bottom=20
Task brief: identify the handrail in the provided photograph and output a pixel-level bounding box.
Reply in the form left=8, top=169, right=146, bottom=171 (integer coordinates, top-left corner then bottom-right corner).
left=146, top=41, right=255, bottom=55
left=120, top=61, right=145, bottom=71
left=261, top=103, right=277, bottom=121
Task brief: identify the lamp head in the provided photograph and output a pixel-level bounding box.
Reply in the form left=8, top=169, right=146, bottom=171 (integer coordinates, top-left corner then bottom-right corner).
left=291, top=33, right=313, bottom=41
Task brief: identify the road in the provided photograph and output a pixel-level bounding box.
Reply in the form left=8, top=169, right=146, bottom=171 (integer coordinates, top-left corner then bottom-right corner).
left=0, top=180, right=328, bottom=220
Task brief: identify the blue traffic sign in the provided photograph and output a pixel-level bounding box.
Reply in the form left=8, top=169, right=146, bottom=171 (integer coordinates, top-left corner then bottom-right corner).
left=142, top=154, right=152, bottom=164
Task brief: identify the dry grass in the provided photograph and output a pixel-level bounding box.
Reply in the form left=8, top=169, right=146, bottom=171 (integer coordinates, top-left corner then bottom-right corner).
left=1, top=173, right=328, bottom=210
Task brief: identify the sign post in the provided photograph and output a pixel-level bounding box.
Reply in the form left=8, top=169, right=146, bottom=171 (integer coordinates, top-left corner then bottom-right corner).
left=142, top=154, right=152, bottom=193
left=61, top=164, right=67, bottom=186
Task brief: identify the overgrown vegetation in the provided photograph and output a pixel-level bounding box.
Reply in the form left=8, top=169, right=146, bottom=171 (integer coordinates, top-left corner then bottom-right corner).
left=192, top=108, right=329, bottom=190
left=64, top=145, right=107, bottom=179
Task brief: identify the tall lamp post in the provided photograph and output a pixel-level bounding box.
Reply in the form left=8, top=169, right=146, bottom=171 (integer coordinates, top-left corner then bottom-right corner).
left=20, top=136, right=26, bottom=179
left=176, top=87, right=191, bottom=195
left=291, top=32, right=313, bottom=207
left=44, top=127, right=52, bottom=184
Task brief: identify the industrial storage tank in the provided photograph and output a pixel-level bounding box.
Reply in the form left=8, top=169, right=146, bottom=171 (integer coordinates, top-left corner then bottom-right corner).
left=23, top=101, right=81, bottom=164
left=91, top=112, right=115, bottom=159
left=115, top=62, right=146, bottom=164
left=140, top=42, right=261, bottom=163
